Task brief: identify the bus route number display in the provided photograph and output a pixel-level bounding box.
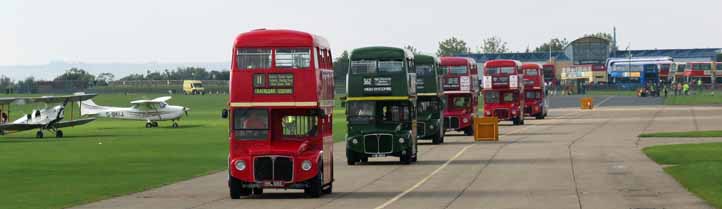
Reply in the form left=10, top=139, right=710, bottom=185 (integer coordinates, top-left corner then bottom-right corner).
left=363, top=77, right=392, bottom=93
left=254, top=73, right=294, bottom=94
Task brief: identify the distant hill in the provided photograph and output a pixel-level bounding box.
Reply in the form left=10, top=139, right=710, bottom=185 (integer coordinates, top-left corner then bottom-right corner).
left=0, top=61, right=230, bottom=80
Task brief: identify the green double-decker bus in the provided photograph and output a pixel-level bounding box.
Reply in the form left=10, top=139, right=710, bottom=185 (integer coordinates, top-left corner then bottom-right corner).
left=345, top=46, right=418, bottom=164
left=414, top=54, right=445, bottom=144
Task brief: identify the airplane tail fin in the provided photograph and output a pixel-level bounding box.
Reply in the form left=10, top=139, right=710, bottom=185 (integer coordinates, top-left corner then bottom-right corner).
left=78, top=99, right=106, bottom=116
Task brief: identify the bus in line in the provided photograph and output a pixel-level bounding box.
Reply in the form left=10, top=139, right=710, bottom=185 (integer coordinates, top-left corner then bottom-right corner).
left=226, top=29, right=335, bottom=198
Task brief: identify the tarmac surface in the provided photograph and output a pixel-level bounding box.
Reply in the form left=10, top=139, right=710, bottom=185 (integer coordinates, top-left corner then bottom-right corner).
left=73, top=96, right=722, bottom=209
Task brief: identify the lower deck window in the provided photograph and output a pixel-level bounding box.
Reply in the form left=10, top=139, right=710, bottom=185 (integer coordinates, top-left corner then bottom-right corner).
left=282, top=115, right=317, bottom=137
left=233, top=109, right=268, bottom=140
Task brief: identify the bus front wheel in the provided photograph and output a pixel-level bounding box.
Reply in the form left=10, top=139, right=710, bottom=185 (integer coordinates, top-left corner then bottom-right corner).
left=304, top=160, right=323, bottom=198
left=229, top=175, right=251, bottom=199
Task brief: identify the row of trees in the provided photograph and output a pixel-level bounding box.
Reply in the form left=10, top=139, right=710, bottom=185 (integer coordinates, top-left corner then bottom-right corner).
left=434, top=32, right=613, bottom=56
left=331, top=33, right=614, bottom=78
left=120, top=67, right=229, bottom=81
left=1, top=67, right=230, bottom=93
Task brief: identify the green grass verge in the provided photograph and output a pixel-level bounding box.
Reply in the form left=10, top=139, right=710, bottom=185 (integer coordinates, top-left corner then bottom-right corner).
left=585, top=90, right=638, bottom=96
left=644, top=143, right=722, bottom=208
left=0, top=93, right=349, bottom=209
left=665, top=91, right=722, bottom=105
left=640, top=130, right=722, bottom=138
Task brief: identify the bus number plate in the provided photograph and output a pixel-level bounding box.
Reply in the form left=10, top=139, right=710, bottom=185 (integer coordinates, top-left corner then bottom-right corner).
left=263, top=181, right=285, bottom=187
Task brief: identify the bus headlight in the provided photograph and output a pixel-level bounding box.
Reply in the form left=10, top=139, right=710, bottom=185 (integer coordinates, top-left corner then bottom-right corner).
left=399, top=137, right=405, bottom=143
left=429, top=124, right=434, bottom=129
left=463, top=118, right=469, bottom=123
left=234, top=160, right=246, bottom=171
left=301, top=160, right=312, bottom=171
left=351, top=138, right=358, bottom=144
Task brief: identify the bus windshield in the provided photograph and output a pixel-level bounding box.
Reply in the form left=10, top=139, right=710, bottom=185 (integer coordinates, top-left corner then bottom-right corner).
left=451, top=96, right=471, bottom=108
left=281, top=115, right=317, bottom=138
left=525, top=69, right=539, bottom=76
left=446, top=66, right=468, bottom=75
left=416, top=65, right=433, bottom=77
left=526, top=91, right=542, bottom=100
left=233, top=109, right=269, bottom=140
left=347, top=101, right=375, bottom=124
left=486, top=67, right=515, bottom=74
left=418, top=100, right=440, bottom=113
left=484, top=91, right=499, bottom=104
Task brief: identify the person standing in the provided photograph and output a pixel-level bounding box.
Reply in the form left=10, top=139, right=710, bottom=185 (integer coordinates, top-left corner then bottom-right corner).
left=697, top=79, right=703, bottom=94
left=663, top=83, right=668, bottom=97
left=683, top=83, right=690, bottom=96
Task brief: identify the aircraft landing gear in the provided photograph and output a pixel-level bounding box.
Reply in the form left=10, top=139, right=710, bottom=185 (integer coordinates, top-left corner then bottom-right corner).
left=36, top=131, right=44, bottom=138
left=172, top=121, right=179, bottom=128
left=55, top=130, right=64, bottom=138
left=145, top=121, right=159, bottom=128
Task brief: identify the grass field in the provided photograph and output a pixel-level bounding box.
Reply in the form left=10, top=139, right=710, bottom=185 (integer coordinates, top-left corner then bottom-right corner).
left=0, top=93, right=348, bottom=209
left=639, top=130, right=722, bottom=138
left=665, top=91, right=722, bottom=105
left=585, top=90, right=638, bottom=96
left=644, top=143, right=722, bottom=208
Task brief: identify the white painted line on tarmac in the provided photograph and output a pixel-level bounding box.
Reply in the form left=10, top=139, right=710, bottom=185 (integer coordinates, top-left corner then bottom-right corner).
left=373, top=144, right=472, bottom=209
left=595, top=96, right=615, bottom=108
left=373, top=125, right=534, bottom=209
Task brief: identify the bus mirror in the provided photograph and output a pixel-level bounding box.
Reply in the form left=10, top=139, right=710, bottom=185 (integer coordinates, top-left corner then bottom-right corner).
left=221, top=109, right=229, bottom=119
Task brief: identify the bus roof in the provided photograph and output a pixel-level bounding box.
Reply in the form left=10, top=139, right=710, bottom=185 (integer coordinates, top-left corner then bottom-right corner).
left=414, top=54, right=440, bottom=65
left=484, top=59, right=522, bottom=68
left=234, top=29, right=329, bottom=48
left=440, top=57, right=475, bottom=66
left=350, top=46, right=413, bottom=60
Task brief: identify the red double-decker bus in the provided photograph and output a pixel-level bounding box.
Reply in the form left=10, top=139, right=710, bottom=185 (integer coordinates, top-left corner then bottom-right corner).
left=542, top=64, right=556, bottom=84
left=482, top=60, right=525, bottom=125
left=684, top=62, right=713, bottom=85
left=440, top=57, right=479, bottom=136
left=226, top=29, right=335, bottom=198
left=521, top=63, right=548, bottom=119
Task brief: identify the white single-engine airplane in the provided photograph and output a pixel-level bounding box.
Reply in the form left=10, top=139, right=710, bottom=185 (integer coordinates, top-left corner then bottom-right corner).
left=0, top=93, right=98, bottom=138
left=79, top=96, right=190, bottom=128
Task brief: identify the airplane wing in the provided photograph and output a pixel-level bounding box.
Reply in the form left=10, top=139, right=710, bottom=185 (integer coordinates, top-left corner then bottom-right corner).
left=0, top=123, right=45, bottom=132
left=17, top=93, right=98, bottom=105
left=0, top=97, right=19, bottom=105
left=130, top=96, right=171, bottom=104
left=54, top=118, right=96, bottom=128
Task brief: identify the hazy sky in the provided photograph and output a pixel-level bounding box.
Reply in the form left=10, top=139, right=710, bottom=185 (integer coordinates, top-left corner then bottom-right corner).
left=2, top=0, right=721, bottom=66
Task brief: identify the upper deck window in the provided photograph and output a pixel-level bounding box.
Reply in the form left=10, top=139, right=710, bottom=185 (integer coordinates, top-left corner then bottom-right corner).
left=524, top=69, right=539, bottom=76
left=378, top=61, right=404, bottom=73
left=486, top=67, right=515, bottom=74
left=237, top=48, right=272, bottom=69
left=276, top=48, right=311, bottom=69
left=691, top=63, right=712, bottom=71
left=446, top=66, right=468, bottom=75
left=612, top=64, right=643, bottom=72
left=350, top=61, right=377, bottom=75
left=677, top=64, right=686, bottom=72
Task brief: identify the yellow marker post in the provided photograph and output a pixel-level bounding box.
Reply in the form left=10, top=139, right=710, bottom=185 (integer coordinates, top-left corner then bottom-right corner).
left=580, top=97, right=593, bottom=110
left=473, top=117, right=499, bottom=141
